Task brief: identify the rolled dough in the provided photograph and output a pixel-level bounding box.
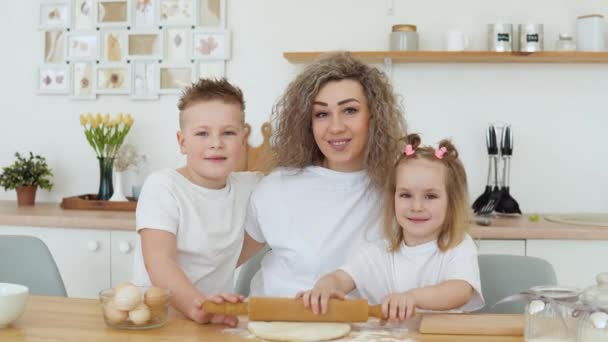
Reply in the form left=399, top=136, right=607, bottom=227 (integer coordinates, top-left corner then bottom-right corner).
left=247, top=321, right=351, bottom=341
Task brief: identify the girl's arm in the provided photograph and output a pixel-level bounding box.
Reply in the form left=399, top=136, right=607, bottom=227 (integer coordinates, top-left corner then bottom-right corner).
left=236, top=232, right=267, bottom=267
left=297, top=270, right=356, bottom=315
left=140, top=229, right=243, bottom=326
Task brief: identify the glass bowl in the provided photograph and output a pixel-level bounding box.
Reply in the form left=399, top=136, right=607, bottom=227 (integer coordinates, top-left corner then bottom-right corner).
left=99, top=284, right=171, bottom=330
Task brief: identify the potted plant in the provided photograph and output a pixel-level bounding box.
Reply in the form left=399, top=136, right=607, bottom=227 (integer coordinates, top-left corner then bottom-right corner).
left=0, top=152, right=54, bottom=206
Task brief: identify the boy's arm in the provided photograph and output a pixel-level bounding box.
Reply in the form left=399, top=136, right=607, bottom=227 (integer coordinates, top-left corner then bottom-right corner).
left=236, top=232, right=266, bottom=267
left=406, top=280, right=473, bottom=311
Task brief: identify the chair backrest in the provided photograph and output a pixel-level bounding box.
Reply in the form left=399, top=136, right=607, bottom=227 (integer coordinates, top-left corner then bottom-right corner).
left=477, top=254, right=557, bottom=314
left=235, top=245, right=270, bottom=297
left=238, top=122, right=273, bottom=174
left=0, top=235, right=67, bottom=297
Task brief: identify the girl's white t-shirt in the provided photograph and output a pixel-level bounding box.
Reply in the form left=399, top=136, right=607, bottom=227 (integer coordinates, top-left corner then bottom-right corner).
left=340, top=234, right=485, bottom=312
left=132, top=169, right=261, bottom=295
left=245, top=166, right=383, bottom=297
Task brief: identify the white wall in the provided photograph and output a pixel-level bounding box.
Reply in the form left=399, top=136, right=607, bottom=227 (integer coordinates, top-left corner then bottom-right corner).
left=1, top=0, right=606, bottom=213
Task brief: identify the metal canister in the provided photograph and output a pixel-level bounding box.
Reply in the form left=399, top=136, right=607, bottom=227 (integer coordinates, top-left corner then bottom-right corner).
left=389, top=24, right=419, bottom=51
left=488, top=23, right=513, bottom=52
left=519, top=24, right=544, bottom=52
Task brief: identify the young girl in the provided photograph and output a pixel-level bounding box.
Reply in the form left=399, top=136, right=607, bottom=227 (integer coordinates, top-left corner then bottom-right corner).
left=237, top=52, right=408, bottom=297
left=298, top=134, right=485, bottom=322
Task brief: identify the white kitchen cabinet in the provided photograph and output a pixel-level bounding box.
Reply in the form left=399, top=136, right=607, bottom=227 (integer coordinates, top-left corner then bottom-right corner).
left=526, top=240, right=608, bottom=289
left=476, top=239, right=526, bottom=256
left=0, top=225, right=111, bottom=298
left=110, top=230, right=136, bottom=287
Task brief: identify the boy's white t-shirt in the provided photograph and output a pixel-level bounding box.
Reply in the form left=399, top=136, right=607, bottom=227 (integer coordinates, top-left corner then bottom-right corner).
left=132, top=169, right=261, bottom=295
left=245, top=166, right=383, bottom=297
left=340, top=234, right=485, bottom=312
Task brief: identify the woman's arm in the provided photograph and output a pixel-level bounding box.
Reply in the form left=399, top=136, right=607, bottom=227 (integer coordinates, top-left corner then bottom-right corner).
left=236, top=232, right=266, bottom=267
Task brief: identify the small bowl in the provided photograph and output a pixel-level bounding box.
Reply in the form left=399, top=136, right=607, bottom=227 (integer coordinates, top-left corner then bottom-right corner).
left=99, top=285, right=171, bottom=330
left=0, top=283, right=29, bottom=328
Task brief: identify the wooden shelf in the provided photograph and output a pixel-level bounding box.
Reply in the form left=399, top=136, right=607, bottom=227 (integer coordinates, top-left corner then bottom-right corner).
left=283, top=51, right=608, bottom=64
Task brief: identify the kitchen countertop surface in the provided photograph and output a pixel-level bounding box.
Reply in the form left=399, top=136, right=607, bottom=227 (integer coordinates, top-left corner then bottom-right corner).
left=0, top=296, right=523, bottom=342
left=1, top=201, right=607, bottom=239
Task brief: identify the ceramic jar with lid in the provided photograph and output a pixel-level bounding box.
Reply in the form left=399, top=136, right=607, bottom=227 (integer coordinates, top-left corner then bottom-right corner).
left=524, top=285, right=580, bottom=342
left=576, top=14, right=606, bottom=51
left=576, top=273, right=608, bottom=342
left=390, top=24, right=418, bottom=51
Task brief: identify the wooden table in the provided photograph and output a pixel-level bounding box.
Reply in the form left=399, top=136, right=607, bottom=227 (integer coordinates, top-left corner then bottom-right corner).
left=0, top=296, right=523, bottom=341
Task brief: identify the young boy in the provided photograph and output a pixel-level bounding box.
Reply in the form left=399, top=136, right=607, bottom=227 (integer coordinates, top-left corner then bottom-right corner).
left=132, top=78, right=261, bottom=327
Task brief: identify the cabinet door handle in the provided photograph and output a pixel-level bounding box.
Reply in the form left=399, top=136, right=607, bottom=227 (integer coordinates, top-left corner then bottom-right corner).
left=87, top=240, right=100, bottom=252
left=119, top=241, right=132, bottom=254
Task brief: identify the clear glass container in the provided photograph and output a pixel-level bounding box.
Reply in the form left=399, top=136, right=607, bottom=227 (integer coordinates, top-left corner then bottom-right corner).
left=99, top=285, right=171, bottom=330
left=555, top=34, right=577, bottom=51
left=524, top=285, right=580, bottom=342
left=577, top=273, right=608, bottom=342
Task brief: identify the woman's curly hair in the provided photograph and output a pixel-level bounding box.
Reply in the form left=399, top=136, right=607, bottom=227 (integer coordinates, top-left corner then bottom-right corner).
left=270, top=51, right=407, bottom=189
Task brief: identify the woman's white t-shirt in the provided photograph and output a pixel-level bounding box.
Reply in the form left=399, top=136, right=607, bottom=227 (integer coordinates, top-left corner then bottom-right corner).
left=245, top=166, right=383, bottom=297
left=132, top=169, right=261, bottom=294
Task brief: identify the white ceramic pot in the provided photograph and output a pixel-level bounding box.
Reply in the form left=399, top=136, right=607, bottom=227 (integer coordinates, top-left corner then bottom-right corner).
left=0, top=283, right=29, bottom=328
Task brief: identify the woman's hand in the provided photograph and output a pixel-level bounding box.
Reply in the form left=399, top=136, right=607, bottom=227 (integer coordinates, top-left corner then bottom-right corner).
left=381, top=291, right=417, bottom=324
left=296, top=287, right=345, bottom=315
left=190, top=293, right=244, bottom=327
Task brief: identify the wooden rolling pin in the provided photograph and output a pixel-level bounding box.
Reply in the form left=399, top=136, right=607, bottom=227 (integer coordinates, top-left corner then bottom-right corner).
left=203, top=297, right=385, bottom=323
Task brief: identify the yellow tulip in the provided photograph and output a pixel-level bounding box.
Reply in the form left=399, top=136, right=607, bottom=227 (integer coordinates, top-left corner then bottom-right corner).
left=91, top=119, right=99, bottom=129
left=124, top=114, right=134, bottom=128
left=103, top=113, right=110, bottom=125
left=79, top=114, right=87, bottom=126
left=87, top=112, right=94, bottom=122
left=117, top=112, right=124, bottom=123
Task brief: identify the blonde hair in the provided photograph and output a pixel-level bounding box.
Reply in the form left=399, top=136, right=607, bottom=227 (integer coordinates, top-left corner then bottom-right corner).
left=384, top=134, right=470, bottom=252
left=270, top=52, right=407, bottom=189
left=177, top=78, right=245, bottom=128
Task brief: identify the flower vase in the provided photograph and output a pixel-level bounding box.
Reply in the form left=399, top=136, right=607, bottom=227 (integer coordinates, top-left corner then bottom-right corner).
left=97, top=157, right=114, bottom=200
left=109, top=171, right=128, bottom=202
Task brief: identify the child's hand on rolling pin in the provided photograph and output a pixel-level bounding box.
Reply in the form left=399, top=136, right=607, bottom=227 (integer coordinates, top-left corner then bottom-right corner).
left=296, top=286, right=346, bottom=316
left=380, top=291, right=417, bottom=324
left=192, top=293, right=244, bottom=327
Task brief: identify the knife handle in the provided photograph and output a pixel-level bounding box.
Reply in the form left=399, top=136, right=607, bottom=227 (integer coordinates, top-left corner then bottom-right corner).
left=202, top=301, right=248, bottom=316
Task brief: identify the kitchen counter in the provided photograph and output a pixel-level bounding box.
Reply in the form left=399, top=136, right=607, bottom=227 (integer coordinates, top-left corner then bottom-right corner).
left=1, top=201, right=607, bottom=239
left=1, top=296, right=522, bottom=341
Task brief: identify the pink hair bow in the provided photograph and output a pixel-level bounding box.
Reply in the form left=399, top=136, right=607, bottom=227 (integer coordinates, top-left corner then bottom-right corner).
left=404, top=144, right=415, bottom=156
left=435, top=147, right=448, bottom=159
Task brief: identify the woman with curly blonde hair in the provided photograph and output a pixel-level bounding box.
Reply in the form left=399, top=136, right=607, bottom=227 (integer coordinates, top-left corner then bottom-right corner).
left=237, top=52, right=407, bottom=297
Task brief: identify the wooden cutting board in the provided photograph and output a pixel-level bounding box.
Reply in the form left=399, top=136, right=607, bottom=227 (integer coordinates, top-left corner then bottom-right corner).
left=419, top=314, right=524, bottom=336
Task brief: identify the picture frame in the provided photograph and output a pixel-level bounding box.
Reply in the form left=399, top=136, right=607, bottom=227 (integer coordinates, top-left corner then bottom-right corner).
left=197, top=0, right=225, bottom=28
left=164, top=27, right=190, bottom=62
left=73, top=0, right=96, bottom=30
left=66, top=31, right=100, bottom=61
left=96, top=0, right=131, bottom=27
left=126, top=29, right=164, bottom=61
left=43, top=30, right=66, bottom=63
left=38, top=0, right=71, bottom=30
left=158, top=0, right=195, bottom=27
left=133, top=0, right=156, bottom=27
left=191, top=29, right=230, bottom=60
left=101, top=29, right=127, bottom=62
left=71, top=62, right=96, bottom=100
left=94, top=63, right=131, bottom=94
left=131, top=62, right=159, bottom=100
left=37, top=64, right=71, bottom=94
left=157, top=63, right=193, bottom=94
left=197, top=60, right=224, bottom=79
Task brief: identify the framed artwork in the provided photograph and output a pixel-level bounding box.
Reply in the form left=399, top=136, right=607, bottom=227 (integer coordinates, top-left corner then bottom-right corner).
left=158, top=0, right=195, bottom=26
left=131, top=62, right=158, bottom=100
left=72, top=62, right=96, bottom=99
left=101, top=29, right=127, bottom=62
left=97, top=0, right=131, bottom=27
left=66, top=31, right=100, bottom=61
left=197, top=61, right=224, bottom=79
left=38, top=64, right=70, bottom=94
left=95, top=63, right=131, bottom=94
left=191, top=29, right=230, bottom=60
left=127, top=30, right=164, bottom=60
left=43, top=30, right=66, bottom=63
left=73, top=0, right=95, bottom=30
left=157, top=64, right=193, bottom=94
left=39, top=1, right=71, bottom=29
left=133, top=0, right=156, bottom=27
left=164, top=27, right=190, bottom=62
left=197, top=0, right=225, bottom=28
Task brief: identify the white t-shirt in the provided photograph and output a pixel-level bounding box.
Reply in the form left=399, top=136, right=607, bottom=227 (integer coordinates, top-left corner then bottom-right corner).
left=132, top=169, right=261, bottom=295
left=245, top=166, right=383, bottom=297
left=340, top=234, right=484, bottom=312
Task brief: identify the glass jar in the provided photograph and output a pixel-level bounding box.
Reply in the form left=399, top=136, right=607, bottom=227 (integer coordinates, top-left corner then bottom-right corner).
left=576, top=273, right=608, bottom=342
left=525, top=285, right=580, bottom=342
left=555, top=34, right=577, bottom=51
left=389, top=24, right=418, bottom=51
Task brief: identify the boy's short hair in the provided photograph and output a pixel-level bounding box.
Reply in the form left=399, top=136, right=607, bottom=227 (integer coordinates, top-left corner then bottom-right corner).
left=178, top=78, right=246, bottom=128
